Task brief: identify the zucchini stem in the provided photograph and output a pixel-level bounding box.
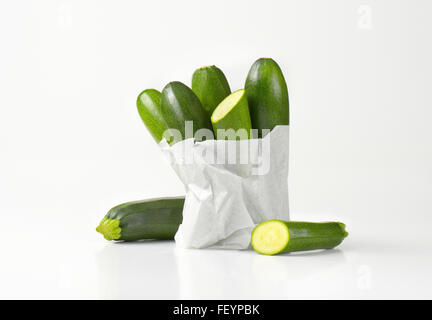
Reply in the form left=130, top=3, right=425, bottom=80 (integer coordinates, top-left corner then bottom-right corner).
left=338, top=222, right=349, bottom=238
left=96, top=217, right=122, bottom=240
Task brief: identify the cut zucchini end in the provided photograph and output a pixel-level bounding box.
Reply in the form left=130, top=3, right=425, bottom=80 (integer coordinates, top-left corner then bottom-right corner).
left=251, top=220, right=289, bottom=255
left=96, top=217, right=122, bottom=241
left=211, top=89, right=245, bottom=122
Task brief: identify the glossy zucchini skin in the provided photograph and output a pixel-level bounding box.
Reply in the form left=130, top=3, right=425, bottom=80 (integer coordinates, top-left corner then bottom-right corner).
left=136, top=89, right=166, bottom=143
left=251, top=220, right=348, bottom=255
left=211, top=89, right=252, bottom=140
left=245, top=58, right=289, bottom=137
left=281, top=221, right=347, bottom=252
left=161, top=81, right=213, bottom=143
left=96, top=197, right=185, bottom=241
left=192, top=65, right=231, bottom=116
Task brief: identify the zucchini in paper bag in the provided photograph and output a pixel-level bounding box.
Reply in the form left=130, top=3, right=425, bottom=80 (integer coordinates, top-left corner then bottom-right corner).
left=245, top=58, right=290, bottom=137
left=136, top=89, right=166, bottom=143
left=192, top=65, right=231, bottom=116
left=161, top=81, right=213, bottom=144
left=211, top=89, right=252, bottom=140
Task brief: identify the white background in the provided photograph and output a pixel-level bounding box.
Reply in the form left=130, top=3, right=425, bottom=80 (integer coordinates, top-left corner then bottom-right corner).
left=1, top=0, right=431, bottom=299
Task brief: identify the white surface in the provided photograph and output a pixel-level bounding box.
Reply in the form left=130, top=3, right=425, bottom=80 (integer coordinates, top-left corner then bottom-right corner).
left=1, top=220, right=432, bottom=299
left=1, top=0, right=432, bottom=299
left=160, top=126, right=289, bottom=249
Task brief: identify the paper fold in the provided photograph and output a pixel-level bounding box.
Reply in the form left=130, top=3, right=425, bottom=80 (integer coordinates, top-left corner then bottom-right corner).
left=159, top=125, right=289, bottom=249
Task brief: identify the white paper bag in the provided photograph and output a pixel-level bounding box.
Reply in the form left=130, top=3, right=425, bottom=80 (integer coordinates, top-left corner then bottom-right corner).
left=159, top=125, right=289, bottom=249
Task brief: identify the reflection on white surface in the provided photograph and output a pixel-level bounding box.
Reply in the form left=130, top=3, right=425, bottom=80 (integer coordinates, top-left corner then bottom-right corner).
left=96, top=241, right=180, bottom=299
left=0, top=229, right=432, bottom=299
left=175, top=247, right=349, bottom=299
left=250, top=250, right=349, bottom=299
left=175, top=248, right=254, bottom=299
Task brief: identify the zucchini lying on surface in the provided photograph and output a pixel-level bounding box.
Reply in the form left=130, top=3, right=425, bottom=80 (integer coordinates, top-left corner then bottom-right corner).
left=96, top=197, right=185, bottom=241
left=251, top=220, right=348, bottom=255
left=245, top=58, right=289, bottom=137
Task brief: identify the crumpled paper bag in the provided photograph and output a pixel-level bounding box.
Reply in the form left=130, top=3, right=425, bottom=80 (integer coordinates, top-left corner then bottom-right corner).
left=159, top=125, right=289, bottom=249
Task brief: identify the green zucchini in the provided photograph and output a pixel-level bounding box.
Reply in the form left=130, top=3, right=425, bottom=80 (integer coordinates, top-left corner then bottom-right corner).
left=245, top=58, right=289, bottom=137
left=251, top=220, right=348, bottom=255
left=161, top=81, right=213, bottom=144
left=96, top=197, right=184, bottom=241
left=136, top=89, right=167, bottom=143
left=211, top=89, right=252, bottom=140
left=192, top=65, right=231, bottom=116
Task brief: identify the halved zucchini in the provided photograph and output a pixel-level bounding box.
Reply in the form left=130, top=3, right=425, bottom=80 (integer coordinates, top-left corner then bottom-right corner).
left=251, top=220, right=348, bottom=255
